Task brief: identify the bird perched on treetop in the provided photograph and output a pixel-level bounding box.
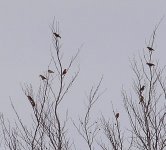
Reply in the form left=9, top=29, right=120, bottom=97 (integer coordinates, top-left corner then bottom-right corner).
left=147, top=46, right=154, bottom=51
left=146, top=62, right=155, bottom=67
left=27, top=95, right=35, bottom=107
left=39, top=75, right=47, bottom=80
left=140, top=85, right=145, bottom=93
left=53, top=32, right=61, bottom=38
left=48, top=69, right=54, bottom=73
left=62, top=69, right=67, bottom=75
left=115, top=113, right=119, bottom=119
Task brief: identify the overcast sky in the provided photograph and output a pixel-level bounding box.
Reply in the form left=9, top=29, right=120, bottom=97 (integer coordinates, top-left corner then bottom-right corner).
left=0, top=0, right=166, bottom=148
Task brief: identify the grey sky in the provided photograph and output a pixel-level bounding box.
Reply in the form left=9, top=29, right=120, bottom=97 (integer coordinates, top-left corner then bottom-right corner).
left=0, top=0, right=166, bottom=148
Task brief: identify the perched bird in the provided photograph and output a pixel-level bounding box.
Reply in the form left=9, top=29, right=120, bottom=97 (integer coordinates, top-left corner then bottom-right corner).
left=146, top=62, right=155, bottom=67
left=147, top=47, right=154, bottom=51
left=27, top=95, right=35, bottom=107
left=139, top=85, right=145, bottom=93
left=53, top=32, right=61, bottom=38
left=39, top=75, right=47, bottom=80
left=139, top=95, right=144, bottom=104
left=48, top=69, right=54, bottom=73
left=115, top=113, right=119, bottom=119
left=62, top=69, right=67, bottom=75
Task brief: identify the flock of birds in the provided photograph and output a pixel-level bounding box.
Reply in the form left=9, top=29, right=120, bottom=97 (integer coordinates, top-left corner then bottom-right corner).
left=39, top=69, right=67, bottom=81
left=115, top=46, right=155, bottom=119
left=146, top=46, right=155, bottom=67
left=26, top=33, right=155, bottom=121
left=26, top=31, right=65, bottom=108
left=138, top=46, right=155, bottom=104
left=27, top=68, right=67, bottom=108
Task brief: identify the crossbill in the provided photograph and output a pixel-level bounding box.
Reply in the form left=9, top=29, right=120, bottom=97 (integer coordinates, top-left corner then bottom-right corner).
left=39, top=75, right=47, bottom=80
left=139, top=95, right=144, bottom=104
left=115, top=113, right=119, bottom=119
left=53, top=32, right=61, bottom=38
left=62, top=69, right=67, bottom=75
left=27, top=95, right=35, bottom=107
left=140, top=85, right=145, bottom=93
left=146, top=62, right=155, bottom=67
left=147, top=47, right=154, bottom=51
left=48, top=69, right=54, bottom=73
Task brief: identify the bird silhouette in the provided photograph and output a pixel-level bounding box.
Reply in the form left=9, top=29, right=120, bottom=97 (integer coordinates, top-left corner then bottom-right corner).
left=115, top=113, right=119, bottom=119
left=62, top=69, right=67, bottom=75
left=27, top=95, right=35, bottom=107
left=39, top=75, right=47, bottom=80
left=48, top=69, right=54, bottom=73
left=140, top=85, right=145, bottom=93
left=147, top=47, right=154, bottom=51
left=146, top=62, right=155, bottom=67
left=53, top=32, right=61, bottom=38
left=139, top=95, right=144, bottom=104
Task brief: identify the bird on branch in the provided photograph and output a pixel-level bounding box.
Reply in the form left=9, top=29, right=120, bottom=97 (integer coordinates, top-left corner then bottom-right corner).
left=115, top=113, right=119, bottom=119
left=53, top=32, right=61, bottom=38
left=27, top=95, right=35, bottom=107
left=139, top=85, right=145, bottom=93
left=147, top=46, right=154, bottom=51
left=146, top=62, right=155, bottom=67
left=62, top=69, right=67, bottom=75
left=48, top=69, right=54, bottom=73
left=139, top=95, right=144, bottom=104
left=39, top=75, right=47, bottom=80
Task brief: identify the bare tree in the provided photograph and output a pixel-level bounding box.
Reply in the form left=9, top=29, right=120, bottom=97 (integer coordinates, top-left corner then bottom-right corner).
left=1, top=20, right=166, bottom=150
left=73, top=77, right=103, bottom=150
left=0, top=23, right=79, bottom=150
left=96, top=20, right=166, bottom=150
left=122, top=24, right=166, bottom=150
left=99, top=105, right=125, bottom=150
